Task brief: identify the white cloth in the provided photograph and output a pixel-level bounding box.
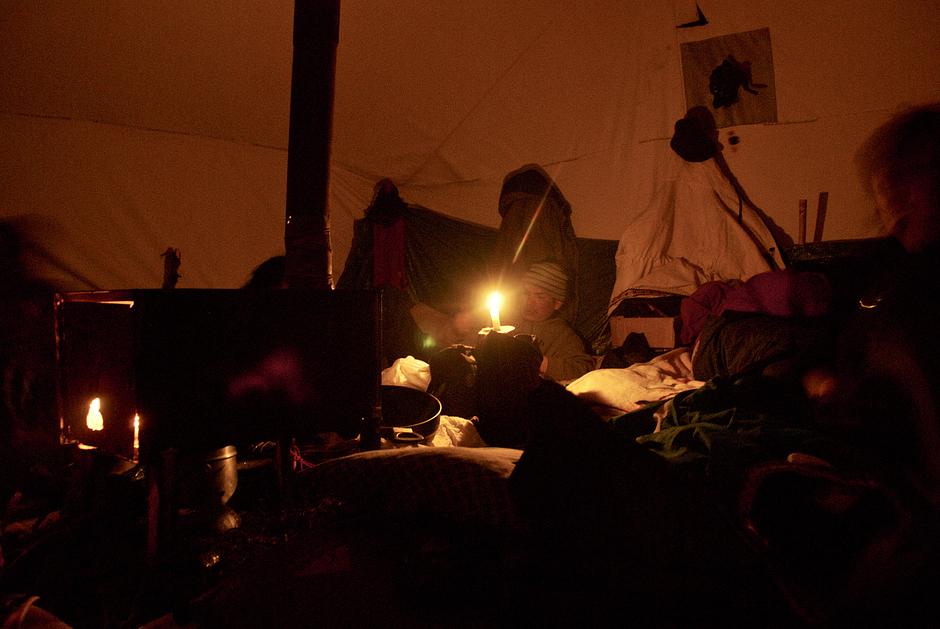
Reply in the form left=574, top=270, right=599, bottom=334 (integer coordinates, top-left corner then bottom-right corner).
left=380, top=355, right=431, bottom=391
left=609, top=156, right=782, bottom=314
left=565, top=347, right=704, bottom=415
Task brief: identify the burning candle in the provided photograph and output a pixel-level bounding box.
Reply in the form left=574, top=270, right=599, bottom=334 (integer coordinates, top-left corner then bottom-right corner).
left=86, top=398, right=104, bottom=431
left=132, top=413, right=140, bottom=460
left=479, top=290, right=514, bottom=336
left=486, top=291, right=503, bottom=330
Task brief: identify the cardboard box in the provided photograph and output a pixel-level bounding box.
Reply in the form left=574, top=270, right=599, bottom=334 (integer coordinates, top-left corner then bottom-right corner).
left=609, top=315, right=678, bottom=350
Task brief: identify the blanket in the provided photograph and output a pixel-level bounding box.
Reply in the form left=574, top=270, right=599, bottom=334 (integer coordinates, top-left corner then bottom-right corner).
left=565, top=347, right=703, bottom=417
left=301, top=445, right=523, bottom=530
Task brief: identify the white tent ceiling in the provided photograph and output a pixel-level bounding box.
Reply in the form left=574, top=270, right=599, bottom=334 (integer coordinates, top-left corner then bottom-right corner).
left=2, top=0, right=939, bottom=290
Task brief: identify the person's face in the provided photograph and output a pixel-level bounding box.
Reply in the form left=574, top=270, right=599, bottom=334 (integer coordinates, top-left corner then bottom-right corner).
left=873, top=173, right=938, bottom=253
left=522, top=283, right=561, bottom=322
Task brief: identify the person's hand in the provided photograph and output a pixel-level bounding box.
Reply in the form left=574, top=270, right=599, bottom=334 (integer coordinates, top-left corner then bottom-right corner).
left=451, top=309, right=475, bottom=336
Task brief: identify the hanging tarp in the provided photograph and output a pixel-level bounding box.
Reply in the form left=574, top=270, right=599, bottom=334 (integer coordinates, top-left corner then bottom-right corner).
left=338, top=199, right=616, bottom=353
left=609, top=152, right=785, bottom=315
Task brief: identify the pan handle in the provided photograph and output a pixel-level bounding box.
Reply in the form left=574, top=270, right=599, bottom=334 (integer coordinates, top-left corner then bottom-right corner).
left=379, top=427, right=426, bottom=443
left=392, top=431, right=424, bottom=443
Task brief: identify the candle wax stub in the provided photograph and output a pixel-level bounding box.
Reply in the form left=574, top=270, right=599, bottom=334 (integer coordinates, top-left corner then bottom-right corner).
left=478, top=325, right=516, bottom=335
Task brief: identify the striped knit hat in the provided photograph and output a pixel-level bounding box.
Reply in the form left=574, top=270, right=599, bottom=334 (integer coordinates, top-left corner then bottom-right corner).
left=522, top=262, right=568, bottom=302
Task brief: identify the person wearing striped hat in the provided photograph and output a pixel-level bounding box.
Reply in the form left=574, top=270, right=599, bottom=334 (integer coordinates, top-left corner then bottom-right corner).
left=513, top=261, right=594, bottom=382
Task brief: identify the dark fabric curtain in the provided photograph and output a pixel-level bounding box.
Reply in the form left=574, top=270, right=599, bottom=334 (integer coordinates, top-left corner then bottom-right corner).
left=338, top=203, right=617, bottom=354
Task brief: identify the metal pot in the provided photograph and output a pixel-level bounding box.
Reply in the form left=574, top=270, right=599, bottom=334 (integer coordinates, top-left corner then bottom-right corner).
left=175, top=444, right=241, bottom=533
left=379, top=385, right=442, bottom=443
left=177, top=444, right=238, bottom=508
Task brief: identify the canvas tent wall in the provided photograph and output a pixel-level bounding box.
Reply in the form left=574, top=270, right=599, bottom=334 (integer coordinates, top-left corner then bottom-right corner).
left=2, top=1, right=940, bottom=292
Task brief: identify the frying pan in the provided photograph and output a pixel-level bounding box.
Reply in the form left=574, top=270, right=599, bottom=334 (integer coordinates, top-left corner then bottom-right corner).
left=379, top=385, right=442, bottom=443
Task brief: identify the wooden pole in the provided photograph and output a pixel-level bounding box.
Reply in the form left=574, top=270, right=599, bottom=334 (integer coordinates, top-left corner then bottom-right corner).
left=285, top=0, right=340, bottom=289
left=798, top=198, right=807, bottom=245
left=813, top=191, right=828, bottom=243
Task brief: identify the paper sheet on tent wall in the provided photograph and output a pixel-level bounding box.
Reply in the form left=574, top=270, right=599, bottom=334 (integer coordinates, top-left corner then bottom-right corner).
left=680, top=27, right=777, bottom=128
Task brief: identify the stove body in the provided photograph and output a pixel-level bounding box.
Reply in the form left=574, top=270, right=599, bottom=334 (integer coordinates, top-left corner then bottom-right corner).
left=54, top=289, right=382, bottom=461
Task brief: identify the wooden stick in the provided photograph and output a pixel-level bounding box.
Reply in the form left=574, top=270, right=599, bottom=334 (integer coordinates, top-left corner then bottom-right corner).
left=813, top=191, right=828, bottom=242
left=798, top=199, right=807, bottom=244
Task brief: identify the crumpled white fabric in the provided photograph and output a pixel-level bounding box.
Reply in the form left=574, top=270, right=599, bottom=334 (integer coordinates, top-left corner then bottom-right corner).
left=565, top=347, right=704, bottom=415
left=429, top=415, right=487, bottom=447
left=380, top=355, right=431, bottom=391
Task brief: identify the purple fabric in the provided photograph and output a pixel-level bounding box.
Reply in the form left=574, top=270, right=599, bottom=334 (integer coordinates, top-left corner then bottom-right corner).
left=679, top=280, right=737, bottom=346
left=679, top=270, right=832, bottom=346
left=720, top=270, right=832, bottom=317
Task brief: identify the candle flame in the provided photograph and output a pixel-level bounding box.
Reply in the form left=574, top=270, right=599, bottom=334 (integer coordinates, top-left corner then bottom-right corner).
left=86, top=398, right=104, bottom=431
left=133, top=413, right=140, bottom=459
left=486, top=291, right=503, bottom=330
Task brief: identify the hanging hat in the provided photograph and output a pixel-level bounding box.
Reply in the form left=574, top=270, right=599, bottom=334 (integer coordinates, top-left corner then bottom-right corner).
left=670, top=111, right=718, bottom=162
left=523, top=262, right=568, bottom=302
